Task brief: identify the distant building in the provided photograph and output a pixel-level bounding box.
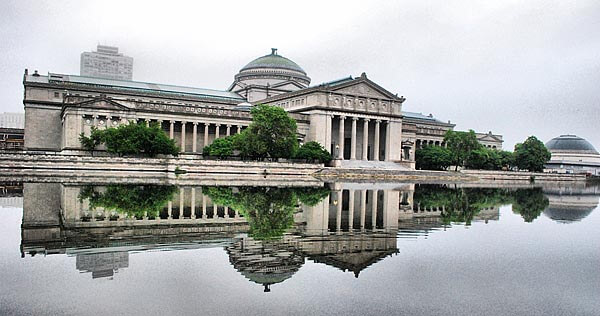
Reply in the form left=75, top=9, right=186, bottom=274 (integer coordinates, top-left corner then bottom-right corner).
left=0, top=112, right=24, bottom=129
left=545, top=135, right=600, bottom=175
left=80, top=45, right=133, bottom=80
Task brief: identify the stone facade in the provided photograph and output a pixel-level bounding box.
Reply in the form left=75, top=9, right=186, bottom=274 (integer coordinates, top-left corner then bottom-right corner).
left=23, top=49, right=503, bottom=169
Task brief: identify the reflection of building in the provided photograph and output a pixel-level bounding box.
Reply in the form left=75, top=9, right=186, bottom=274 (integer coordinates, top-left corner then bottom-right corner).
left=23, top=49, right=501, bottom=169
left=75, top=251, right=129, bottom=279
left=80, top=45, right=133, bottom=80
left=543, top=185, right=600, bottom=223
left=545, top=135, right=600, bottom=176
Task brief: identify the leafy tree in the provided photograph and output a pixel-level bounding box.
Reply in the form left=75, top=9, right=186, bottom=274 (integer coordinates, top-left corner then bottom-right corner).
left=78, top=184, right=177, bottom=218
left=79, top=126, right=103, bottom=155
left=203, top=134, right=237, bottom=159
left=444, top=130, right=482, bottom=171
left=202, top=185, right=330, bottom=239
left=247, top=104, right=299, bottom=159
left=294, top=141, right=332, bottom=163
left=78, top=122, right=179, bottom=157
left=498, top=150, right=515, bottom=170
left=415, top=145, right=453, bottom=170
left=511, top=188, right=549, bottom=222
left=513, top=136, right=551, bottom=172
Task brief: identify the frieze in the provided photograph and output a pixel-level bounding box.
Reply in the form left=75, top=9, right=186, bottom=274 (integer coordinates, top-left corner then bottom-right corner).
left=135, top=103, right=251, bottom=118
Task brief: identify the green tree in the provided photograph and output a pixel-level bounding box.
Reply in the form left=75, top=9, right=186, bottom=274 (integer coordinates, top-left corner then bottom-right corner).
left=246, top=104, right=299, bottom=159
left=78, top=184, right=177, bottom=218
left=78, top=122, right=179, bottom=157
left=294, top=141, right=332, bottom=163
left=444, top=130, right=482, bottom=171
left=511, top=188, right=549, bottom=222
left=513, top=136, right=551, bottom=172
left=203, top=134, right=237, bottom=159
left=415, top=145, right=453, bottom=170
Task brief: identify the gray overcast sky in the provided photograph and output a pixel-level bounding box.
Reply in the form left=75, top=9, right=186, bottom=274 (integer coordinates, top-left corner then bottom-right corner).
left=1, top=0, right=599, bottom=149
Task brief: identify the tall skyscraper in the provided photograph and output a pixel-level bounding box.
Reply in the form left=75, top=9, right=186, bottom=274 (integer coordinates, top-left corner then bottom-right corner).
left=80, top=45, right=133, bottom=80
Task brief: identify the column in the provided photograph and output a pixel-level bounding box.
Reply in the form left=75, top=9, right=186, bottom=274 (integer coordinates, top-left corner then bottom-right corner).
left=192, top=122, right=198, bottom=153
left=374, top=120, right=381, bottom=161
left=202, top=195, right=207, bottom=219
left=336, top=190, right=342, bottom=232
left=145, top=119, right=150, bottom=127
left=168, top=201, right=173, bottom=220
left=236, top=125, right=241, bottom=134
left=384, top=120, right=391, bottom=161
left=190, top=187, right=196, bottom=219
left=338, top=116, right=345, bottom=159
left=107, top=116, right=112, bottom=128
left=224, top=206, right=230, bottom=218
left=350, top=117, right=357, bottom=160
left=181, top=121, right=186, bottom=153
left=213, top=203, right=219, bottom=219
left=169, top=120, right=174, bottom=139
left=372, top=189, right=378, bottom=229
left=179, top=188, right=185, bottom=219
left=215, top=124, right=221, bottom=140
left=362, top=119, right=369, bottom=160
left=204, top=123, right=209, bottom=148
left=348, top=190, right=355, bottom=230
left=360, top=190, right=366, bottom=229
left=226, top=124, right=231, bottom=136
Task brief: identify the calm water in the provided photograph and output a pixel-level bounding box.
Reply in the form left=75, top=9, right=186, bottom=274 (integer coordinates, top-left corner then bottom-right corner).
left=1, top=182, right=599, bottom=316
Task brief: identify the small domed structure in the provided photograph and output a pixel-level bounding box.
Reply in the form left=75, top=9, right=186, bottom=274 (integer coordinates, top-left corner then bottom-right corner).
left=544, top=135, right=600, bottom=175
left=228, top=49, right=311, bottom=102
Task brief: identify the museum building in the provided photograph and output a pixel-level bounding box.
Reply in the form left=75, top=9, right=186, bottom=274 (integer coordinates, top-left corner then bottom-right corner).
left=22, top=49, right=502, bottom=168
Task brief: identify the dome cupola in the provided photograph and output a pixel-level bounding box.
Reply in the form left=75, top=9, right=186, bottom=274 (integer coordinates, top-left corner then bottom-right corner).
left=546, top=135, right=598, bottom=154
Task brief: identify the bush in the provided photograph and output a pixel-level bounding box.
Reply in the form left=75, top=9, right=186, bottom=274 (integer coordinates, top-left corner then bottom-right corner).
left=294, top=141, right=332, bottom=163
left=203, top=135, right=236, bottom=159
left=79, top=122, right=179, bottom=157
left=415, top=146, right=453, bottom=170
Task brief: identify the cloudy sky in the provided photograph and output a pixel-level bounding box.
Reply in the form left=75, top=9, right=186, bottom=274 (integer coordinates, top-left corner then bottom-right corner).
left=1, top=0, right=599, bottom=149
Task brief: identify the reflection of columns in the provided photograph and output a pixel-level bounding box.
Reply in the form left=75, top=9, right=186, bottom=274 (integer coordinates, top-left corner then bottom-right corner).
left=192, top=122, right=198, bottom=153
left=181, top=122, right=186, bottom=153
left=336, top=190, right=343, bottom=232
left=215, top=124, right=221, bottom=139
left=374, top=120, right=381, bottom=161
left=203, top=123, right=209, bottom=148
left=226, top=125, right=231, bottom=136
left=363, top=119, right=369, bottom=160
left=179, top=188, right=185, bottom=219
left=169, top=120, right=174, bottom=139
left=202, top=195, right=207, bottom=219
left=338, top=116, right=345, bottom=159
left=168, top=200, right=173, bottom=219
left=350, top=117, right=357, bottom=160
left=190, top=188, right=196, bottom=219
left=360, top=190, right=366, bottom=229
left=348, top=190, right=355, bottom=230
left=371, top=190, right=378, bottom=229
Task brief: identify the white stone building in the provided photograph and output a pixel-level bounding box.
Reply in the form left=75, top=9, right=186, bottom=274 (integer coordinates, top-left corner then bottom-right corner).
left=23, top=49, right=502, bottom=169
left=80, top=45, right=133, bottom=80
left=544, top=135, right=600, bottom=175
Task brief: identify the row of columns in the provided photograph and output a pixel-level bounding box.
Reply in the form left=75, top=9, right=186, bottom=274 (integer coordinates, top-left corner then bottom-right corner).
left=335, top=116, right=390, bottom=161
left=140, top=119, right=246, bottom=153
left=331, top=189, right=382, bottom=231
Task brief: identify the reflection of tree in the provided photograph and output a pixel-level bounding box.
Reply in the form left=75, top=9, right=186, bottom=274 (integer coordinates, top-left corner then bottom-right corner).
left=511, top=188, right=549, bottom=222
left=203, top=186, right=330, bottom=240
left=78, top=185, right=177, bottom=218
left=414, top=185, right=550, bottom=224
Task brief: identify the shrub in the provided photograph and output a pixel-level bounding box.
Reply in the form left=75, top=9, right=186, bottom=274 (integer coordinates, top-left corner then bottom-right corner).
left=294, top=141, right=332, bottom=163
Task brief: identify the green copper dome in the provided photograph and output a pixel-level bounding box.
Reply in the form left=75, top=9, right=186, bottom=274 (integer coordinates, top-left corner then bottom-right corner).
left=240, top=48, right=306, bottom=74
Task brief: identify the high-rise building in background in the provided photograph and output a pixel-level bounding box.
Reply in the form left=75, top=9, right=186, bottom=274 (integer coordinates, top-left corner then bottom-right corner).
left=80, top=45, right=133, bottom=80
left=0, top=112, right=24, bottom=129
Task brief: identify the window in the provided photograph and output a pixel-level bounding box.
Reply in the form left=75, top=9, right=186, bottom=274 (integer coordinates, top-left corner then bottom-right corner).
left=54, top=92, right=60, bottom=98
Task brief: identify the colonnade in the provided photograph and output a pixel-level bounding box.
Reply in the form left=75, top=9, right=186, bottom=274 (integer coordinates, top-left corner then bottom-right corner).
left=332, top=115, right=395, bottom=161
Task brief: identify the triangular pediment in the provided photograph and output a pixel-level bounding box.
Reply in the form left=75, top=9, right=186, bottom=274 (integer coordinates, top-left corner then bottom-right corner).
left=330, top=77, right=398, bottom=100
left=64, top=96, right=132, bottom=111
left=478, top=134, right=500, bottom=142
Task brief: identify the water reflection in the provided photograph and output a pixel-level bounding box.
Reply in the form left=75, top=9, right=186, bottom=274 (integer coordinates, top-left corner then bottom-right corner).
left=13, top=181, right=599, bottom=290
